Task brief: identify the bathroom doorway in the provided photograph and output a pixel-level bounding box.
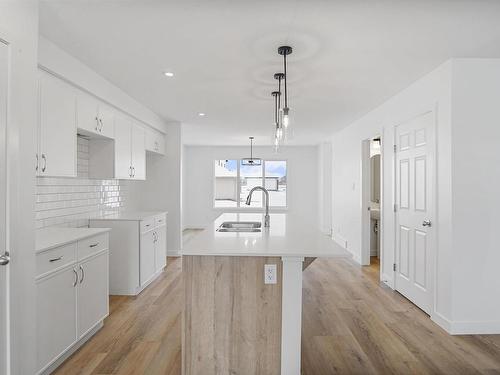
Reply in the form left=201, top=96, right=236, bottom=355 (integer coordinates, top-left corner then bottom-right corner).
left=361, top=136, right=383, bottom=272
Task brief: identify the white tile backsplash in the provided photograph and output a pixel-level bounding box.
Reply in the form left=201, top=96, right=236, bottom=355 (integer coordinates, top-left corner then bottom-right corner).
left=35, top=137, right=128, bottom=229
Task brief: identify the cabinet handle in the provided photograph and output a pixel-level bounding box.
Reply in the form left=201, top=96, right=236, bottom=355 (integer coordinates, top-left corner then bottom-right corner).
left=73, top=268, right=78, bottom=287
left=79, top=265, right=85, bottom=284
left=95, top=116, right=99, bottom=131
left=36, top=153, right=39, bottom=172
left=49, top=256, right=63, bottom=262
left=99, top=118, right=104, bottom=132
left=129, top=166, right=132, bottom=178
left=41, top=154, right=47, bottom=172
left=89, top=242, right=99, bottom=248
left=132, top=166, right=135, bottom=178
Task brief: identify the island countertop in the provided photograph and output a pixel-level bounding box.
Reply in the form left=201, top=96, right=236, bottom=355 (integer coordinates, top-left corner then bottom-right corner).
left=181, top=212, right=350, bottom=258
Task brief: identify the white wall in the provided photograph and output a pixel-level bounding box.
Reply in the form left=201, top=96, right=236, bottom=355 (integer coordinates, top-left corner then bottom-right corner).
left=183, top=145, right=319, bottom=229
left=38, top=36, right=167, bottom=133
left=318, top=142, right=332, bottom=235
left=129, top=123, right=183, bottom=255
left=449, top=59, right=500, bottom=332
left=0, top=1, right=38, bottom=373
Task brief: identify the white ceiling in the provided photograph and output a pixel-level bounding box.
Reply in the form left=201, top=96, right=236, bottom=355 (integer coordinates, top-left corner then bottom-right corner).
left=40, top=0, right=500, bottom=145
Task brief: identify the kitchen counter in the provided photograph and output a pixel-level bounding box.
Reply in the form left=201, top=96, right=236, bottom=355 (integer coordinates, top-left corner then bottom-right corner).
left=181, top=212, right=349, bottom=258
left=36, top=227, right=111, bottom=253
left=92, top=211, right=167, bottom=221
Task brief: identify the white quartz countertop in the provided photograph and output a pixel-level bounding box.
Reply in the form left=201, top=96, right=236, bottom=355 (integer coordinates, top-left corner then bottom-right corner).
left=36, top=227, right=111, bottom=253
left=90, top=211, right=167, bottom=221
left=181, top=213, right=350, bottom=258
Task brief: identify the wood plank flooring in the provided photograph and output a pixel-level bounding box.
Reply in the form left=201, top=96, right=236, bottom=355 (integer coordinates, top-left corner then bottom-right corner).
left=54, top=254, right=500, bottom=374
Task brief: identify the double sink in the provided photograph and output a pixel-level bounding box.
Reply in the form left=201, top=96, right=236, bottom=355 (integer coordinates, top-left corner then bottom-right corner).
left=216, top=221, right=262, bottom=233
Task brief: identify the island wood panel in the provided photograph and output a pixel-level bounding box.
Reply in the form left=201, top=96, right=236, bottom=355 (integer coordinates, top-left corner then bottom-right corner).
left=183, top=255, right=282, bottom=375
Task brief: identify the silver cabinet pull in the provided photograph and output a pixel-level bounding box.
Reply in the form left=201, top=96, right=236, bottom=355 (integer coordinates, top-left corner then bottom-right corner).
left=422, top=220, right=432, bottom=227
left=99, top=118, right=104, bottom=132
left=73, top=268, right=78, bottom=287
left=95, top=116, right=99, bottom=131
left=79, top=265, right=85, bottom=284
left=49, top=256, right=63, bottom=262
left=129, top=166, right=132, bottom=177
left=36, top=153, right=39, bottom=172
left=89, top=243, right=99, bottom=248
left=132, top=167, right=136, bottom=178
left=0, top=252, right=10, bottom=266
left=41, top=154, right=47, bottom=172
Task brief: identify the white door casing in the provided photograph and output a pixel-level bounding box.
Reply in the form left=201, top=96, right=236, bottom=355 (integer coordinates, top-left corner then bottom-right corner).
left=394, top=110, right=436, bottom=314
left=0, top=39, right=9, bottom=375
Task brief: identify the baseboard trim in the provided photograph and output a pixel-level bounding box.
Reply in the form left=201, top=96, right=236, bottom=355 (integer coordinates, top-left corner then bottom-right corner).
left=449, top=320, right=500, bottom=334
left=332, top=234, right=347, bottom=249
left=431, top=311, right=452, bottom=333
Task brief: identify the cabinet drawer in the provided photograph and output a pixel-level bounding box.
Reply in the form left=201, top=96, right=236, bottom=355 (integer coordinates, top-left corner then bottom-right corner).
left=36, top=243, right=77, bottom=277
left=140, top=217, right=155, bottom=233
left=155, top=214, right=166, bottom=227
left=78, top=233, right=108, bottom=260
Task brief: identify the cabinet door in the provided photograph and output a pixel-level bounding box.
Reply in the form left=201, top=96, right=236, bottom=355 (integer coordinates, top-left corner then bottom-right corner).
left=78, top=251, right=109, bottom=338
left=39, top=72, right=77, bottom=177
left=37, top=267, right=77, bottom=372
left=76, top=93, right=99, bottom=135
left=114, top=115, right=132, bottom=179
left=140, top=231, right=156, bottom=286
left=98, top=104, right=115, bottom=139
left=131, top=124, right=146, bottom=180
left=155, top=226, right=167, bottom=272
left=145, top=128, right=165, bottom=155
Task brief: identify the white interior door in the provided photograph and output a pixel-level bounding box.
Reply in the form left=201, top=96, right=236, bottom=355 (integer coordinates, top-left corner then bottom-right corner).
left=395, top=111, right=435, bottom=314
left=0, top=40, right=10, bottom=375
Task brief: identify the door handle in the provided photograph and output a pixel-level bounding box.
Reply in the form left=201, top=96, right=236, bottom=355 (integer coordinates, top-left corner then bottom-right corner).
left=422, top=220, right=432, bottom=227
left=73, top=268, right=78, bottom=287
left=41, top=154, right=47, bottom=172
left=0, top=252, right=10, bottom=266
left=79, top=265, right=85, bottom=284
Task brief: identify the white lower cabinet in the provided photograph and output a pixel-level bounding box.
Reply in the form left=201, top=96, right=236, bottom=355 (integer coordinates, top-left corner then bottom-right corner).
left=77, top=251, right=109, bottom=338
left=90, top=212, right=167, bottom=295
left=140, top=230, right=156, bottom=286
left=36, top=233, right=109, bottom=374
left=37, top=267, right=77, bottom=373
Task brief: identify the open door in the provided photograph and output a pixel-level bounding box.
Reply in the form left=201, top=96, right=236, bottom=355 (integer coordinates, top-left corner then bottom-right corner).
left=394, top=111, right=436, bottom=314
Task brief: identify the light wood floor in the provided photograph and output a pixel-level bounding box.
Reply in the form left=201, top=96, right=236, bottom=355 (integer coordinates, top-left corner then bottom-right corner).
left=54, top=255, right=500, bottom=374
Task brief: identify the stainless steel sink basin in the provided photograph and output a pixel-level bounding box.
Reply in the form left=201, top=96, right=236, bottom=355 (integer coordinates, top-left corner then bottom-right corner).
left=216, top=221, right=262, bottom=232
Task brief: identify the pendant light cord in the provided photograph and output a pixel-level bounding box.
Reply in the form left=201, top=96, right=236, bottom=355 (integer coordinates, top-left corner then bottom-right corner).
left=284, top=53, right=288, bottom=108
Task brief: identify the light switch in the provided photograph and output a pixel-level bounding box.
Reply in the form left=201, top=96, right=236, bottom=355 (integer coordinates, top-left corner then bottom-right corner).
left=264, top=264, right=277, bottom=284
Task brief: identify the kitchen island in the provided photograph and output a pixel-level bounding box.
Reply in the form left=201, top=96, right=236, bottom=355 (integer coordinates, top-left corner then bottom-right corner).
left=181, top=212, right=349, bottom=375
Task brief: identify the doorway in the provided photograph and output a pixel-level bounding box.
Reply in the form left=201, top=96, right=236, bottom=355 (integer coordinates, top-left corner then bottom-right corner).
left=361, top=135, right=383, bottom=272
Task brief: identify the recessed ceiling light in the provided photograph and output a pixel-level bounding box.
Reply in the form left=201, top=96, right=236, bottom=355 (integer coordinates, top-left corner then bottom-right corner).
left=198, top=112, right=206, bottom=117
left=163, top=71, right=174, bottom=77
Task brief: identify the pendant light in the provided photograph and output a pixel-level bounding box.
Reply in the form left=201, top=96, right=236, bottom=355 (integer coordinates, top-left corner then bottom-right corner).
left=271, top=90, right=282, bottom=152
left=278, top=46, right=292, bottom=129
left=241, top=136, right=262, bottom=166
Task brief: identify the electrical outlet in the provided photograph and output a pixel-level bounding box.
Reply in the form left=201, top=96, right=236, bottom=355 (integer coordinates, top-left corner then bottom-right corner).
left=264, top=264, right=277, bottom=284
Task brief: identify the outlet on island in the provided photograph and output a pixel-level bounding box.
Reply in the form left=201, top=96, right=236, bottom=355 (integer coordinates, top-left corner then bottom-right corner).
left=264, top=264, right=277, bottom=284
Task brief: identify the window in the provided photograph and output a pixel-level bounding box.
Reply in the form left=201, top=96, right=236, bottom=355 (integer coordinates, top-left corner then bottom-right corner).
left=214, top=159, right=287, bottom=208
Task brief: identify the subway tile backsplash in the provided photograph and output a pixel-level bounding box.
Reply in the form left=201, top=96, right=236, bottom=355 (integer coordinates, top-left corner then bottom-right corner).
left=35, top=137, right=128, bottom=229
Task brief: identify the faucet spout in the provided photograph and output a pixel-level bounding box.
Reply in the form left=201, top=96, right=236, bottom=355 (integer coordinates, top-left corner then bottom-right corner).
left=245, top=186, right=270, bottom=227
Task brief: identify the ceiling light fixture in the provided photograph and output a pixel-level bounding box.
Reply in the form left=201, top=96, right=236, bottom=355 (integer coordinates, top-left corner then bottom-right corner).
left=271, top=90, right=282, bottom=152
left=163, top=71, right=174, bottom=77
left=241, top=136, right=262, bottom=166
left=278, top=46, right=292, bottom=129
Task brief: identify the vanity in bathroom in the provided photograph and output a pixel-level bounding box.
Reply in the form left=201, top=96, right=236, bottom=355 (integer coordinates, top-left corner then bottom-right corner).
left=181, top=212, right=349, bottom=375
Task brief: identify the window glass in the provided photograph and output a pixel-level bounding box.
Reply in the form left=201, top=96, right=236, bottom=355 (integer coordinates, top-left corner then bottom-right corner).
left=265, top=161, right=287, bottom=207
left=214, top=160, right=238, bottom=207
left=240, top=161, right=263, bottom=207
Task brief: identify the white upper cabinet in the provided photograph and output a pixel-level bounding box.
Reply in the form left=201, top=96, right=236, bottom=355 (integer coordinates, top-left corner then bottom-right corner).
left=145, top=128, right=165, bottom=155
left=38, top=71, right=77, bottom=177
left=114, top=115, right=133, bottom=179
left=77, top=93, right=114, bottom=139
left=113, top=115, right=146, bottom=180
left=131, top=124, right=146, bottom=179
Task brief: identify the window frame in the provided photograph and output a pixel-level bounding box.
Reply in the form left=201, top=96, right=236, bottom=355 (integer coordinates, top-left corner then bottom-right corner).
left=213, top=158, right=288, bottom=211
